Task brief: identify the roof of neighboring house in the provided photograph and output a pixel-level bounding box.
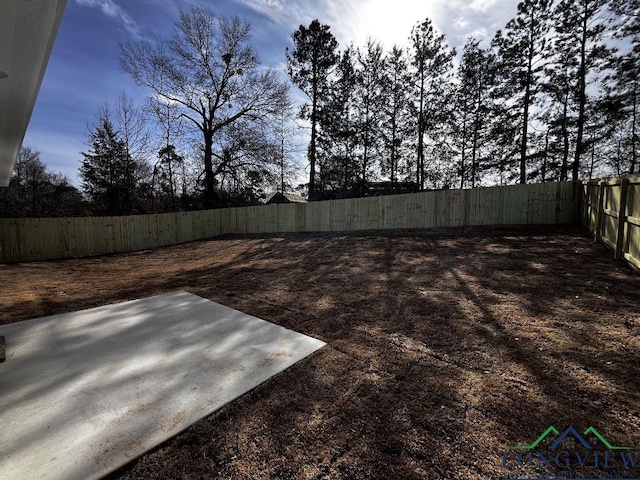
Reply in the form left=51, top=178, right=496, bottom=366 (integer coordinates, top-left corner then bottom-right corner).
left=0, top=0, right=67, bottom=186
left=267, top=192, right=308, bottom=204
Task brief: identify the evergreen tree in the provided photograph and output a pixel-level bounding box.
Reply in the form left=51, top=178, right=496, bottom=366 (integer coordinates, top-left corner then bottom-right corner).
left=456, top=38, right=496, bottom=188
left=606, top=59, right=638, bottom=174
left=380, top=45, right=412, bottom=190
left=156, top=144, right=184, bottom=210
left=355, top=39, right=385, bottom=195
left=493, top=0, right=553, bottom=184
left=540, top=39, right=579, bottom=181
left=555, top=0, right=614, bottom=180
left=317, top=46, right=359, bottom=197
left=409, top=19, right=455, bottom=190
left=484, top=47, right=521, bottom=186
left=286, top=20, right=339, bottom=200
left=606, top=0, right=639, bottom=174
left=80, top=113, right=140, bottom=215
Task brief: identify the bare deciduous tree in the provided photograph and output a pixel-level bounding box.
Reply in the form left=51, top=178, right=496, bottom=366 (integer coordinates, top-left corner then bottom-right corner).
left=120, top=6, right=288, bottom=207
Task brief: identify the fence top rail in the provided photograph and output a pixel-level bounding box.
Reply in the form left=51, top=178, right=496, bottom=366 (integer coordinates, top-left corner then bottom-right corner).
left=582, top=174, right=640, bottom=186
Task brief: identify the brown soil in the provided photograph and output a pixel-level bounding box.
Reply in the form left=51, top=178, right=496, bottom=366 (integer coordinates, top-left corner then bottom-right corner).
left=1, top=225, right=639, bottom=479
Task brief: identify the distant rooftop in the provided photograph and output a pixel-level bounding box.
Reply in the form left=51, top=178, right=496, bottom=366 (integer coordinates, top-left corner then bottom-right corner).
left=266, top=192, right=307, bottom=204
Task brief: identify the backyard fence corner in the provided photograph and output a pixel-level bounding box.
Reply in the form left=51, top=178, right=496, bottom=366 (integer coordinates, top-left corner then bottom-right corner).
left=582, top=174, right=640, bottom=271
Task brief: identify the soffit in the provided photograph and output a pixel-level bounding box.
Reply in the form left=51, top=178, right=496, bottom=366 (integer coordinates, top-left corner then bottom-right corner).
left=0, top=0, right=67, bottom=186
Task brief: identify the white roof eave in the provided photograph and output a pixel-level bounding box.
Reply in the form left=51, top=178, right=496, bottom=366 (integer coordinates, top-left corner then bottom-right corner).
left=0, top=0, right=68, bottom=187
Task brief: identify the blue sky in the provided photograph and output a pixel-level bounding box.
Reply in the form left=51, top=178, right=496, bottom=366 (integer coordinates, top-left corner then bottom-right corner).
left=23, top=0, right=517, bottom=185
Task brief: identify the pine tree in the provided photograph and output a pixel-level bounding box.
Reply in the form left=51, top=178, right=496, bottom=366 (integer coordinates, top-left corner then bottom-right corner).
left=493, top=0, right=553, bottom=184
left=540, top=39, right=579, bottom=181
left=380, top=45, right=412, bottom=191
left=156, top=144, right=184, bottom=210
left=555, top=0, right=614, bottom=180
left=409, top=19, right=455, bottom=190
left=80, top=113, right=137, bottom=215
left=355, top=39, right=385, bottom=195
left=608, top=58, right=639, bottom=174
left=317, top=46, right=359, bottom=197
left=606, top=0, right=639, bottom=174
left=286, top=20, right=339, bottom=200
left=456, top=38, right=496, bottom=188
left=484, top=38, right=521, bottom=187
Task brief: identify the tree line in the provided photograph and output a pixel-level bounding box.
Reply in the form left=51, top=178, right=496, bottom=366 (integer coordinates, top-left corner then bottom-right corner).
left=1, top=147, right=86, bottom=218
left=288, top=0, right=639, bottom=200
left=3, top=1, right=638, bottom=217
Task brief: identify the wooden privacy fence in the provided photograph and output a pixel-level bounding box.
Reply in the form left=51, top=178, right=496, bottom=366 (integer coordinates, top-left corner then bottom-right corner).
left=582, top=174, right=640, bottom=271
left=0, top=181, right=579, bottom=263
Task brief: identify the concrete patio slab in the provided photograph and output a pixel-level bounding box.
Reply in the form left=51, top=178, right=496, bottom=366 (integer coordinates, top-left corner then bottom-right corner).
left=0, top=291, right=325, bottom=480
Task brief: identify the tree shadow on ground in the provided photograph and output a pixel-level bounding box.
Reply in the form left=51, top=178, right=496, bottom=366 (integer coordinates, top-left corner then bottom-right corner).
left=1, top=224, right=639, bottom=479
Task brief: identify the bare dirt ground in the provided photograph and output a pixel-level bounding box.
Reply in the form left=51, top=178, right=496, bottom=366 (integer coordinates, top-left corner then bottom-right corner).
left=1, top=225, right=639, bottom=479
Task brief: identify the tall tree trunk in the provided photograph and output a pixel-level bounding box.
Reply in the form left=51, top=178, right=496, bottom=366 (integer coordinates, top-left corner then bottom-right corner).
left=542, top=130, right=549, bottom=182
left=417, top=64, right=425, bottom=190
left=589, top=137, right=595, bottom=179
left=520, top=18, right=535, bottom=185
left=471, top=77, right=484, bottom=189
left=151, top=166, right=157, bottom=213
left=572, top=8, right=588, bottom=181
left=520, top=85, right=531, bottom=184
left=281, top=120, right=285, bottom=194
left=309, top=86, right=318, bottom=200
left=168, top=156, right=175, bottom=210
left=391, top=113, right=397, bottom=191
left=460, top=111, right=467, bottom=190
left=632, top=83, right=637, bottom=174
left=203, top=131, right=215, bottom=208
left=343, top=134, right=349, bottom=195
left=616, top=137, right=622, bottom=177
left=560, top=89, right=570, bottom=181
left=362, top=98, right=370, bottom=196
left=471, top=113, right=480, bottom=189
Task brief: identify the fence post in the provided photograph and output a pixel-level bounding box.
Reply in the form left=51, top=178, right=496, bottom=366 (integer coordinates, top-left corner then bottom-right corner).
left=580, top=180, right=591, bottom=226
left=594, top=181, right=605, bottom=243
left=614, top=178, right=630, bottom=260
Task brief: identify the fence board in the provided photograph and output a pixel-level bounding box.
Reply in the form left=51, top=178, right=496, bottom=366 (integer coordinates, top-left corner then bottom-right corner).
left=582, top=175, right=640, bottom=271
left=626, top=182, right=640, bottom=268
left=0, top=181, right=579, bottom=263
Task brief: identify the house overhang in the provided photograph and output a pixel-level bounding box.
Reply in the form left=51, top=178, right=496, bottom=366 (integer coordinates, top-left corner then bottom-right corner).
left=0, top=0, right=67, bottom=186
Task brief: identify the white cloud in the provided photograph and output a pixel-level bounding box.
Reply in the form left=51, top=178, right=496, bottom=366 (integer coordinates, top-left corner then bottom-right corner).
left=238, top=0, right=516, bottom=53
left=252, top=0, right=284, bottom=10
left=455, top=17, right=470, bottom=30
left=75, top=0, right=140, bottom=35
left=336, top=0, right=439, bottom=49
left=467, top=27, right=489, bottom=40
left=237, top=0, right=438, bottom=49
left=470, top=0, right=498, bottom=12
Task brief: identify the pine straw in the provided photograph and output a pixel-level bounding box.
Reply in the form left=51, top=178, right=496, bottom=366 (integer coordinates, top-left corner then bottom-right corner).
left=1, top=225, right=638, bottom=479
